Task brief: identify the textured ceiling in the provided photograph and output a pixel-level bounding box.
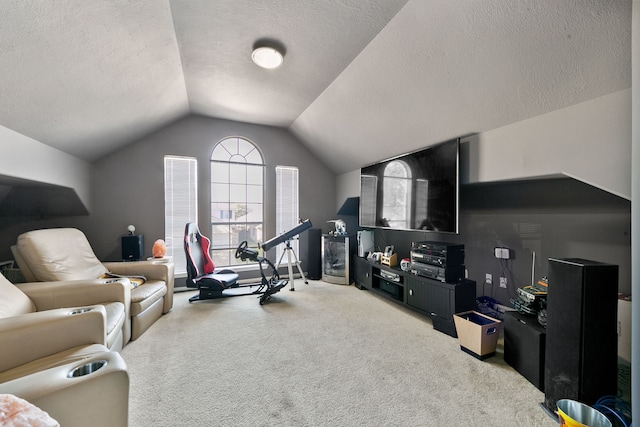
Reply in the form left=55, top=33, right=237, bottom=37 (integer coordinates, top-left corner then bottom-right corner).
left=172, top=0, right=410, bottom=127
left=291, top=0, right=632, bottom=173
left=0, top=0, right=189, bottom=161
left=0, top=0, right=631, bottom=173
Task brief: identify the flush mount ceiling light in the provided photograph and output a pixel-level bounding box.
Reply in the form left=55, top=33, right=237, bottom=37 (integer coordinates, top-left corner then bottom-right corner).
left=251, top=46, right=284, bottom=69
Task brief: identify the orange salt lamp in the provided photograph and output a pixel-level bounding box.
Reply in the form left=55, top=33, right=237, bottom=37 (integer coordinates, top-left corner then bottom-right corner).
left=152, top=239, right=167, bottom=258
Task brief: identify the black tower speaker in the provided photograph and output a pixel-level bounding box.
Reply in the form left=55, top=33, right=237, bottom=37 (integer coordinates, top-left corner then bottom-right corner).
left=504, top=311, right=546, bottom=391
left=122, top=235, right=144, bottom=261
left=305, top=228, right=322, bottom=280
left=543, top=258, right=618, bottom=413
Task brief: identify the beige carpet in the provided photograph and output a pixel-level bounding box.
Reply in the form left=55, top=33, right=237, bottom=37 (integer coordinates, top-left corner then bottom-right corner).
left=121, top=280, right=557, bottom=426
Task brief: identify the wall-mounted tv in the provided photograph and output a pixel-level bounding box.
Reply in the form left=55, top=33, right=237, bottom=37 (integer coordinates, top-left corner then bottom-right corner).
left=359, top=138, right=459, bottom=234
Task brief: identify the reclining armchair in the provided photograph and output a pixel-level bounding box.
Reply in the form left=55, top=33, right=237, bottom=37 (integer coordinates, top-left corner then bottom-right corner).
left=12, top=227, right=174, bottom=341
left=0, top=273, right=129, bottom=426
left=1, top=262, right=129, bottom=351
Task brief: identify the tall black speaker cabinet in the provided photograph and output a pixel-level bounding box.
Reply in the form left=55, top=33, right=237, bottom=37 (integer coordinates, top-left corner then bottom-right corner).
left=543, top=258, right=618, bottom=414
left=305, top=228, right=322, bottom=280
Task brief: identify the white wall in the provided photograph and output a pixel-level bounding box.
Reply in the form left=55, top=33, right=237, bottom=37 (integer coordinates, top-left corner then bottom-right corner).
left=338, top=90, right=632, bottom=202
left=464, top=89, right=631, bottom=199
left=335, top=170, right=360, bottom=212
left=0, top=125, right=93, bottom=209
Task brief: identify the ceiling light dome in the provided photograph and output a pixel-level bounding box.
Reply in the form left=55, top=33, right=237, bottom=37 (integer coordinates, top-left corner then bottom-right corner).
left=251, top=46, right=284, bottom=69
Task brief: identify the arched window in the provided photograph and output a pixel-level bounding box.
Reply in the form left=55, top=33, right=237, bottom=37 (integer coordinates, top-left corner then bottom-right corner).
left=210, top=137, right=264, bottom=266
left=382, top=160, right=412, bottom=229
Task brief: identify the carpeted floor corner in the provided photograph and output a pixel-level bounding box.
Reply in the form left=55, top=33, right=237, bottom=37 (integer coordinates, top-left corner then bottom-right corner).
left=121, top=280, right=557, bottom=426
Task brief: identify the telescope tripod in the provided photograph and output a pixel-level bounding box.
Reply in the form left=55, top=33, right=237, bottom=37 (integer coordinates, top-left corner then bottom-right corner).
left=276, top=239, right=308, bottom=291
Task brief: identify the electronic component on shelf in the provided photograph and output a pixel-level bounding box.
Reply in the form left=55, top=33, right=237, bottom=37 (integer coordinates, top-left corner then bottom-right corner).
left=410, top=241, right=465, bottom=283
left=410, top=241, right=465, bottom=266
left=410, top=262, right=464, bottom=283
left=380, top=270, right=400, bottom=282
left=411, top=241, right=464, bottom=253
left=511, top=277, right=548, bottom=318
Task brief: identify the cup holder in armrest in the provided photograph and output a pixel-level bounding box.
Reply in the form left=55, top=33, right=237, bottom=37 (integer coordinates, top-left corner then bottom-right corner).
left=68, top=308, right=94, bottom=315
left=67, top=360, right=108, bottom=378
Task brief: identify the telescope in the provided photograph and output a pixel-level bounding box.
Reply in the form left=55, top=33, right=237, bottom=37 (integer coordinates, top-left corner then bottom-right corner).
left=260, top=219, right=313, bottom=252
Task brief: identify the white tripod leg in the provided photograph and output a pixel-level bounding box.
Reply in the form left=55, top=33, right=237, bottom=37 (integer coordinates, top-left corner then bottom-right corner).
left=276, top=247, right=287, bottom=270
left=290, top=249, right=308, bottom=288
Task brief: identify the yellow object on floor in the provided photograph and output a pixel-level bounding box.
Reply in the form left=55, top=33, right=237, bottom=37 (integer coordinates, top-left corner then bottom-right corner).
left=557, top=399, right=611, bottom=427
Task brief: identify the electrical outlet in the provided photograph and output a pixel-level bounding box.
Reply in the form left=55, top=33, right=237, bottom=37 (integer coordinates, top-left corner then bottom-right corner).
left=485, top=273, right=493, bottom=284
left=494, top=247, right=511, bottom=259
left=500, top=277, right=507, bottom=288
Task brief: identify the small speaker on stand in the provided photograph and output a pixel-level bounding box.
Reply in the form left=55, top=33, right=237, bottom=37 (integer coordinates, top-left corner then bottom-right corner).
left=122, top=225, right=144, bottom=261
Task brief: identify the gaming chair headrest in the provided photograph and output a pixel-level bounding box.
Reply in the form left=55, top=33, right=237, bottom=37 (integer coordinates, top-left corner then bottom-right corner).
left=185, top=223, right=202, bottom=244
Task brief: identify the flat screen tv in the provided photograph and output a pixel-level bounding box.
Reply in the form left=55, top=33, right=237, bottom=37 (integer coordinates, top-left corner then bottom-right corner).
left=359, top=138, right=459, bottom=234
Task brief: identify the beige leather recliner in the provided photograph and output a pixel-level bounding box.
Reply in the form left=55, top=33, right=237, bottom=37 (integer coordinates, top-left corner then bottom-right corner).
left=1, top=260, right=129, bottom=351
left=0, top=273, right=129, bottom=426
left=12, top=227, right=175, bottom=341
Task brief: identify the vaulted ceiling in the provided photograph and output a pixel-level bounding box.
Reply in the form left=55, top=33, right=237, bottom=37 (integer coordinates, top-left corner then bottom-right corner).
left=0, top=0, right=631, bottom=174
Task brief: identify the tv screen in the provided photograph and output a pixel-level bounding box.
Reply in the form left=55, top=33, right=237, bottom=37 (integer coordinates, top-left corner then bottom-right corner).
left=359, top=138, right=459, bottom=234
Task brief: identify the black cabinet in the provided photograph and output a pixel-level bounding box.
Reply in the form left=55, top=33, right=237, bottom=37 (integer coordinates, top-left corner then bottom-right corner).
left=371, top=267, right=405, bottom=303
left=354, top=258, right=476, bottom=337
left=406, top=276, right=429, bottom=309
left=504, top=311, right=546, bottom=391
left=354, top=257, right=372, bottom=290
left=407, top=276, right=476, bottom=337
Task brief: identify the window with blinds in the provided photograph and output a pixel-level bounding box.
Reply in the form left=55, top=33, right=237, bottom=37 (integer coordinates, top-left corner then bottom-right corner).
left=210, top=137, right=264, bottom=267
left=275, top=166, right=299, bottom=263
left=164, top=156, right=197, bottom=275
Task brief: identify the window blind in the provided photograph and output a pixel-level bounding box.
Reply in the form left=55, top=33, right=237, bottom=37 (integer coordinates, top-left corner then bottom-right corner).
left=275, top=166, right=299, bottom=263
left=164, top=156, right=197, bottom=275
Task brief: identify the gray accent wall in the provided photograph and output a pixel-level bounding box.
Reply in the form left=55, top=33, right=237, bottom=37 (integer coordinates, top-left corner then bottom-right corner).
left=0, top=115, right=336, bottom=265
left=368, top=178, right=631, bottom=302
left=88, top=115, right=336, bottom=261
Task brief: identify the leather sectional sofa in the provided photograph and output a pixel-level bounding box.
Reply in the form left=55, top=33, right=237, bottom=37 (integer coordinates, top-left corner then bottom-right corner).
left=0, top=269, right=129, bottom=426
left=11, top=227, right=175, bottom=343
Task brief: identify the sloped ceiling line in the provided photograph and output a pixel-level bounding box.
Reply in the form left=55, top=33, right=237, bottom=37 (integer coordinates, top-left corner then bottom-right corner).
left=0, top=0, right=631, bottom=178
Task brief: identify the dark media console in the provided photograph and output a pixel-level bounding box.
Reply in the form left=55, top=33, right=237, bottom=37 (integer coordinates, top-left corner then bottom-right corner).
left=354, top=257, right=476, bottom=337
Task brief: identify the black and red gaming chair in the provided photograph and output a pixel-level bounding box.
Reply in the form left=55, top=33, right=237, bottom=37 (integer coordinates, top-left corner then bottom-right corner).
left=184, top=222, right=241, bottom=302
left=184, top=222, right=285, bottom=304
